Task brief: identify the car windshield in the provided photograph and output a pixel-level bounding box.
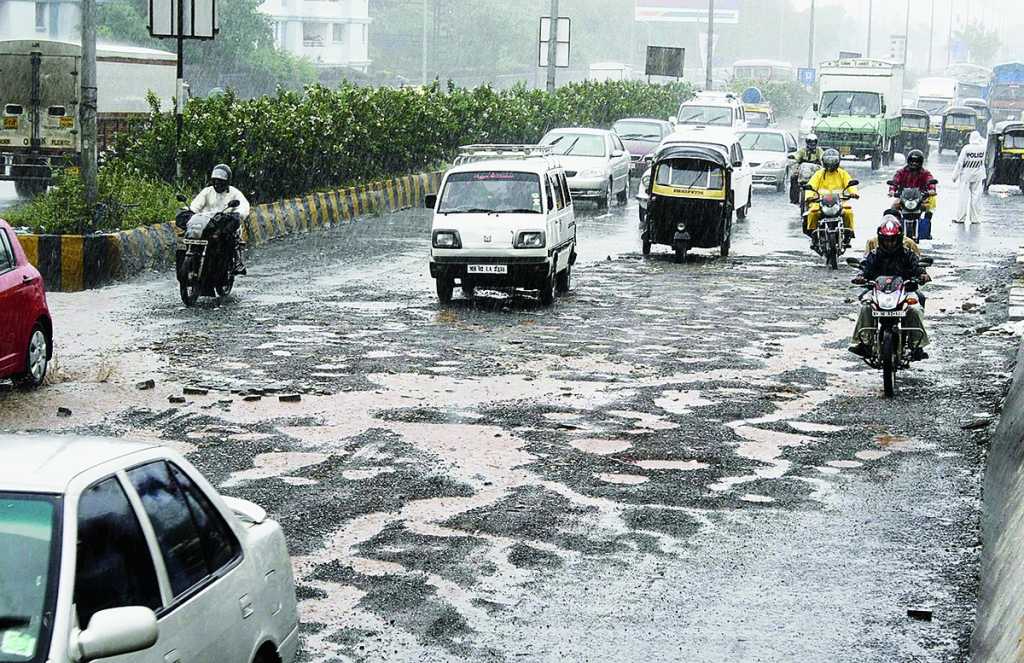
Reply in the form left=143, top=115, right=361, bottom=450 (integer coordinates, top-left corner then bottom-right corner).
left=918, top=98, right=950, bottom=114
left=542, top=133, right=606, bottom=157
left=738, top=132, right=785, bottom=152
left=675, top=105, right=733, bottom=126
left=819, top=91, right=881, bottom=117
left=613, top=122, right=662, bottom=140
left=903, top=115, right=929, bottom=129
left=654, top=158, right=724, bottom=190
left=0, top=494, right=59, bottom=663
left=438, top=171, right=542, bottom=214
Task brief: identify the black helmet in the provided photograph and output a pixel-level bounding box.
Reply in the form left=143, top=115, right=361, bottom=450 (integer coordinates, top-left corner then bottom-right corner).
left=906, top=150, right=925, bottom=170
left=822, top=149, right=840, bottom=171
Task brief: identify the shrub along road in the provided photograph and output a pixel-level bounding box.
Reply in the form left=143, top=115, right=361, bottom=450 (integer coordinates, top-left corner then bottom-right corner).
left=1, top=154, right=1022, bottom=662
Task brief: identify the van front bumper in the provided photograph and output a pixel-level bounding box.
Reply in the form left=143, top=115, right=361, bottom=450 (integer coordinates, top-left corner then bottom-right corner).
left=430, top=256, right=551, bottom=287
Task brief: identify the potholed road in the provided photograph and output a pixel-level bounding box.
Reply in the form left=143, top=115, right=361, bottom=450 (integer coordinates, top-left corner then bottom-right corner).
left=2, top=153, right=1022, bottom=662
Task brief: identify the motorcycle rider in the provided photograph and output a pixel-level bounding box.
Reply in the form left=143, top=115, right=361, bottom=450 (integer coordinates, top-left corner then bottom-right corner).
left=190, top=164, right=250, bottom=274
left=952, top=130, right=986, bottom=225
left=790, top=133, right=824, bottom=204
left=849, top=218, right=931, bottom=361
left=889, top=149, right=937, bottom=225
left=804, top=148, right=858, bottom=248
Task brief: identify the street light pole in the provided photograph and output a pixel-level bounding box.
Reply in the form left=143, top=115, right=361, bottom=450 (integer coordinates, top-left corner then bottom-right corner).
left=80, top=0, right=97, bottom=207
left=866, top=0, right=873, bottom=57
left=927, top=0, right=935, bottom=73
left=946, top=0, right=953, bottom=66
left=903, top=0, right=911, bottom=66
left=546, top=0, right=559, bottom=93
left=705, top=0, right=714, bottom=90
left=807, top=0, right=815, bottom=69
left=421, top=0, right=429, bottom=85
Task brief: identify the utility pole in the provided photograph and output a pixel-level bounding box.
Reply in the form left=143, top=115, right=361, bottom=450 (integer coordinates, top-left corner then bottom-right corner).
left=866, top=0, right=873, bottom=57
left=546, top=0, right=559, bottom=93
left=927, top=0, right=935, bottom=73
left=807, top=0, right=815, bottom=69
left=705, top=0, right=714, bottom=91
left=80, top=0, right=97, bottom=207
left=421, top=0, right=429, bottom=85
left=946, top=0, right=953, bottom=66
left=175, top=0, right=184, bottom=179
left=903, top=0, right=911, bottom=66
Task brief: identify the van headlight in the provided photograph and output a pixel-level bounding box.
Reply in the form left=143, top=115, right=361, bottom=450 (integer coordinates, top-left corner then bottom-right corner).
left=515, top=231, right=546, bottom=249
left=432, top=230, right=462, bottom=249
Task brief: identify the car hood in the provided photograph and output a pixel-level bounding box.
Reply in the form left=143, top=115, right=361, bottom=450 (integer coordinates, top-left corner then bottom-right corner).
left=557, top=155, right=608, bottom=173
left=745, top=149, right=788, bottom=165
left=814, top=116, right=881, bottom=131
left=620, top=138, right=658, bottom=158
left=432, top=213, right=548, bottom=250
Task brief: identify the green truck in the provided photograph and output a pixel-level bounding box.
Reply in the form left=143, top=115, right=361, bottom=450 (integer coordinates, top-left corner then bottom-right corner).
left=812, top=58, right=905, bottom=171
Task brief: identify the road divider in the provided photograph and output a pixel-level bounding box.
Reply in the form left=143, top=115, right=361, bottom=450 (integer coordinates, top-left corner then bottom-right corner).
left=13, top=171, right=442, bottom=292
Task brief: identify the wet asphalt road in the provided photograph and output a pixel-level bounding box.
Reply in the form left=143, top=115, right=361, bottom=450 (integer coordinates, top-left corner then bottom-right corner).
left=2, top=151, right=1023, bottom=662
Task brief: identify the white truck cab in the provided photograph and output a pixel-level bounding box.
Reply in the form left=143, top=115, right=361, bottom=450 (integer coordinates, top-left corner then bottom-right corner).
left=672, top=91, right=748, bottom=131
left=427, top=145, right=577, bottom=306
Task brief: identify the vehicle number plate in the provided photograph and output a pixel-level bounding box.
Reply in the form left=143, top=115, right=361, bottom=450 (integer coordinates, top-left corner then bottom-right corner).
left=182, top=239, right=208, bottom=246
left=59, top=116, right=74, bottom=128
left=467, top=264, right=507, bottom=274
left=872, top=310, right=906, bottom=318
left=2, top=117, right=16, bottom=130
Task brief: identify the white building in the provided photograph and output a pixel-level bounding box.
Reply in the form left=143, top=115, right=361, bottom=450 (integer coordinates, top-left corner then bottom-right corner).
left=0, top=0, right=81, bottom=41
left=259, top=0, right=370, bottom=71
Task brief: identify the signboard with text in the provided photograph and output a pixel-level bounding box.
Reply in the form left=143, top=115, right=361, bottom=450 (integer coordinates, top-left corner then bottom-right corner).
left=798, top=67, right=816, bottom=87
left=635, top=0, right=739, bottom=24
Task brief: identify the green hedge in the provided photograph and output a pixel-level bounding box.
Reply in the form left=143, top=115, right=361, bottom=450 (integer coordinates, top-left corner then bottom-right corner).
left=110, top=79, right=695, bottom=202
left=729, top=79, right=814, bottom=119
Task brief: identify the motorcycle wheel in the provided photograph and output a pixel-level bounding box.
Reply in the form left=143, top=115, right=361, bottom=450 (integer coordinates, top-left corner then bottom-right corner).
left=216, top=272, right=235, bottom=297
left=674, top=244, right=688, bottom=264
left=881, top=328, right=896, bottom=398
left=179, top=257, right=201, bottom=307
left=825, top=233, right=838, bottom=270
left=642, top=239, right=651, bottom=256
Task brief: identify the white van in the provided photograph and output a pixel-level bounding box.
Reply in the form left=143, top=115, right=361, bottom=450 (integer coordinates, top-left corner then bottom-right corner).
left=427, top=145, right=576, bottom=306
left=672, top=91, right=748, bottom=131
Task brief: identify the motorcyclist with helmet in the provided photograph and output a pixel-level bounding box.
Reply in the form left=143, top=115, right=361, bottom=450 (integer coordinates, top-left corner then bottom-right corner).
left=889, top=149, right=937, bottom=219
left=804, top=148, right=858, bottom=248
left=790, top=133, right=824, bottom=204
left=187, top=164, right=250, bottom=274
left=849, top=217, right=931, bottom=361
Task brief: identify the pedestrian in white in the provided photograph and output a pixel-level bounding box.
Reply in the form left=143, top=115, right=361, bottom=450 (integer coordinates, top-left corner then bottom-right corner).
left=952, top=131, right=986, bottom=226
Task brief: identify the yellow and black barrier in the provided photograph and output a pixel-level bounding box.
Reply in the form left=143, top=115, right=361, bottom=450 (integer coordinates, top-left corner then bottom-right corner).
left=12, top=171, right=443, bottom=292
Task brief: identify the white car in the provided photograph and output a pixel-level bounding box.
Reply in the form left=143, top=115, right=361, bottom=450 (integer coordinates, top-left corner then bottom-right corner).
left=427, top=146, right=576, bottom=306
left=636, top=126, right=754, bottom=222
left=671, top=91, right=748, bottom=131
left=0, top=435, right=299, bottom=663
left=737, top=128, right=798, bottom=192
left=539, top=128, right=631, bottom=209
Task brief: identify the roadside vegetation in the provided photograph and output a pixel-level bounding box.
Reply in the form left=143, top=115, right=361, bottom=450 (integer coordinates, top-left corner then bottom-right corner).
left=728, top=78, right=814, bottom=119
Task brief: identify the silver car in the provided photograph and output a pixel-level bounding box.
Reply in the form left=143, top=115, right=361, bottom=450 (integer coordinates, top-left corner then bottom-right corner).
left=0, top=435, right=299, bottom=663
left=737, top=129, right=798, bottom=192
left=540, top=128, right=632, bottom=209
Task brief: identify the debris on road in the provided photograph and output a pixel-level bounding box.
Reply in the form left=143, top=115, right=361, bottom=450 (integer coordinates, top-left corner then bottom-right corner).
left=907, top=608, right=934, bottom=622
left=136, top=379, right=156, bottom=390
left=279, top=393, right=302, bottom=402
left=56, top=407, right=72, bottom=417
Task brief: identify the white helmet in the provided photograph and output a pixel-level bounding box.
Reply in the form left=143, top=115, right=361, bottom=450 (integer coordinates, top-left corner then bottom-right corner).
left=806, top=133, right=818, bottom=144
left=210, top=164, right=232, bottom=182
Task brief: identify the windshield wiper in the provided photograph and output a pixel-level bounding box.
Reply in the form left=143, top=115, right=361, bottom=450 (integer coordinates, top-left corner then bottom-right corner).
left=562, top=136, right=583, bottom=155
left=822, top=96, right=841, bottom=117
left=0, top=616, right=31, bottom=630
left=441, top=207, right=493, bottom=214
left=495, top=208, right=540, bottom=214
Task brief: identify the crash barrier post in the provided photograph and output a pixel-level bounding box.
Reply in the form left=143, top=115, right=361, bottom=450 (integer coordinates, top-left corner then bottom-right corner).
left=12, top=171, right=443, bottom=292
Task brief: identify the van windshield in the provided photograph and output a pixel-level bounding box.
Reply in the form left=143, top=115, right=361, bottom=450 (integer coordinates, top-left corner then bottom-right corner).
left=819, top=92, right=881, bottom=117
left=438, top=171, right=543, bottom=214
left=675, top=105, right=733, bottom=126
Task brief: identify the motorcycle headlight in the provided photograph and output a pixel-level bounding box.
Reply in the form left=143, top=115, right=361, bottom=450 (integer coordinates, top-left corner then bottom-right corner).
left=904, top=200, right=918, bottom=210
left=432, top=230, right=461, bottom=249
left=579, top=169, right=605, bottom=178
left=515, top=231, right=546, bottom=249
left=676, top=222, right=686, bottom=231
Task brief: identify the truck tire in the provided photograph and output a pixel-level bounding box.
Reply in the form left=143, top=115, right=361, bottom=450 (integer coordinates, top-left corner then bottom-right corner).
left=871, top=150, right=881, bottom=171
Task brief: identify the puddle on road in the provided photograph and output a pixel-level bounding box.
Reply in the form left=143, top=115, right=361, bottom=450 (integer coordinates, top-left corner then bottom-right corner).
left=788, top=421, right=845, bottom=434
left=826, top=460, right=864, bottom=469
left=634, top=460, right=708, bottom=471
left=569, top=438, right=632, bottom=455
left=595, top=472, right=649, bottom=485
left=740, top=494, right=775, bottom=504
left=855, top=449, right=892, bottom=461
left=221, top=452, right=329, bottom=487
left=654, top=390, right=714, bottom=415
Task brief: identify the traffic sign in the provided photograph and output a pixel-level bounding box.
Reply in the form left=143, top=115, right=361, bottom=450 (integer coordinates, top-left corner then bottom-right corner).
left=538, top=17, right=571, bottom=68
left=798, top=67, right=816, bottom=87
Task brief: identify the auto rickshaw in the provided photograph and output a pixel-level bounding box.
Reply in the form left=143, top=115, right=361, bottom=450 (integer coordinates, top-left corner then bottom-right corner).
left=938, top=106, right=979, bottom=154
left=896, top=108, right=931, bottom=158
left=962, top=97, right=992, bottom=136
left=744, top=103, right=776, bottom=128
left=984, top=120, right=1024, bottom=194
left=641, top=144, right=734, bottom=263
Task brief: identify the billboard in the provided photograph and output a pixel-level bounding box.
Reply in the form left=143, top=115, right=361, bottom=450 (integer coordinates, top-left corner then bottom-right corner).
left=645, top=46, right=685, bottom=78
left=636, top=0, right=739, bottom=24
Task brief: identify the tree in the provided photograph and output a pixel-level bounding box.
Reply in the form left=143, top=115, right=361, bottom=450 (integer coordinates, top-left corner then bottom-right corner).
left=953, top=21, right=1002, bottom=66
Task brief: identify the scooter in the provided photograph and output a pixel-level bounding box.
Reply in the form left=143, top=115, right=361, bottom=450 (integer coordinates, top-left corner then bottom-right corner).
left=888, top=178, right=938, bottom=241
left=174, top=196, right=245, bottom=306
left=846, top=256, right=934, bottom=397
left=804, top=179, right=859, bottom=270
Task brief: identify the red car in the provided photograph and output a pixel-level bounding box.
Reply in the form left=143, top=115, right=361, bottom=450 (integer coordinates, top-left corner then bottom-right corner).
left=0, top=218, right=52, bottom=387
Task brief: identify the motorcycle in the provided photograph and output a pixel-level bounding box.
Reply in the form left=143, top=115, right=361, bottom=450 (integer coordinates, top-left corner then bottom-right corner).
left=888, top=178, right=938, bottom=241
left=846, top=256, right=934, bottom=397
left=174, top=196, right=245, bottom=306
left=788, top=158, right=821, bottom=216
left=804, top=179, right=859, bottom=270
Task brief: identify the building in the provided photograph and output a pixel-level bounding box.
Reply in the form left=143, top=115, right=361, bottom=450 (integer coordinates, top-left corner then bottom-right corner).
left=0, top=0, right=81, bottom=41
left=259, top=0, right=370, bottom=72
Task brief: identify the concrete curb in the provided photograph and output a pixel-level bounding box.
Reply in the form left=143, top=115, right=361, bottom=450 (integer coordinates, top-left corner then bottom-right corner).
left=1010, top=246, right=1024, bottom=321
left=13, top=171, right=443, bottom=292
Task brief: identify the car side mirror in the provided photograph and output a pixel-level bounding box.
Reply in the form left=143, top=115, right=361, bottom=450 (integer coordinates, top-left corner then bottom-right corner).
left=847, top=179, right=859, bottom=186
left=813, top=103, right=819, bottom=112
left=787, top=154, right=796, bottom=160
left=611, top=150, right=625, bottom=158
left=788, top=146, right=798, bottom=153
left=228, top=200, right=241, bottom=208
left=881, top=104, right=887, bottom=114
left=928, top=179, right=938, bottom=185
left=424, top=194, right=437, bottom=209
left=845, top=257, right=861, bottom=267
left=72, top=607, right=158, bottom=662
left=176, top=194, right=188, bottom=203
left=733, top=160, right=743, bottom=167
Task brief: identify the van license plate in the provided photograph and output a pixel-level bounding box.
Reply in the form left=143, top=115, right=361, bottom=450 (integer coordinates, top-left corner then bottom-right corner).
left=467, top=264, right=507, bottom=274
left=872, top=310, right=906, bottom=318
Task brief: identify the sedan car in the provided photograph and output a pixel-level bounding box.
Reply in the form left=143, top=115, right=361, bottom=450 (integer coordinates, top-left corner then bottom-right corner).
left=540, top=127, right=631, bottom=209
left=737, top=128, right=798, bottom=192
left=612, top=118, right=674, bottom=176
left=0, top=218, right=52, bottom=388
left=0, top=435, right=299, bottom=663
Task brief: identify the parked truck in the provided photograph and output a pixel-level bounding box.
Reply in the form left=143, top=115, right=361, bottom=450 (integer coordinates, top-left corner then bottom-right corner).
left=813, top=58, right=904, bottom=171
left=0, top=39, right=176, bottom=197
left=990, top=62, right=1024, bottom=124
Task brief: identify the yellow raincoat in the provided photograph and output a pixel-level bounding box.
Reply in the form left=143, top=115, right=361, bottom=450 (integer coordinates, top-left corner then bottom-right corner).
left=805, top=167, right=858, bottom=233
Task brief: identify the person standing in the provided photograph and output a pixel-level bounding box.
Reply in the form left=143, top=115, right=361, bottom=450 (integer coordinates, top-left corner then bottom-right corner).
left=952, top=131, right=986, bottom=226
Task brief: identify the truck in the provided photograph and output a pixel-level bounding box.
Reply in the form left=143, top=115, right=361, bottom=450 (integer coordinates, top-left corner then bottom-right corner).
left=989, top=62, right=1024, bottom=124
left=916, top=76, right=958, bottom=140
left=0, top=39, right=176, bottom=197
left=813, top=58, right=904, bottom=171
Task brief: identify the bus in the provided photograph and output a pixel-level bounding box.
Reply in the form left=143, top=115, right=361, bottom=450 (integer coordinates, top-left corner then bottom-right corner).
left=732, top=60, right=795, bottom=83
